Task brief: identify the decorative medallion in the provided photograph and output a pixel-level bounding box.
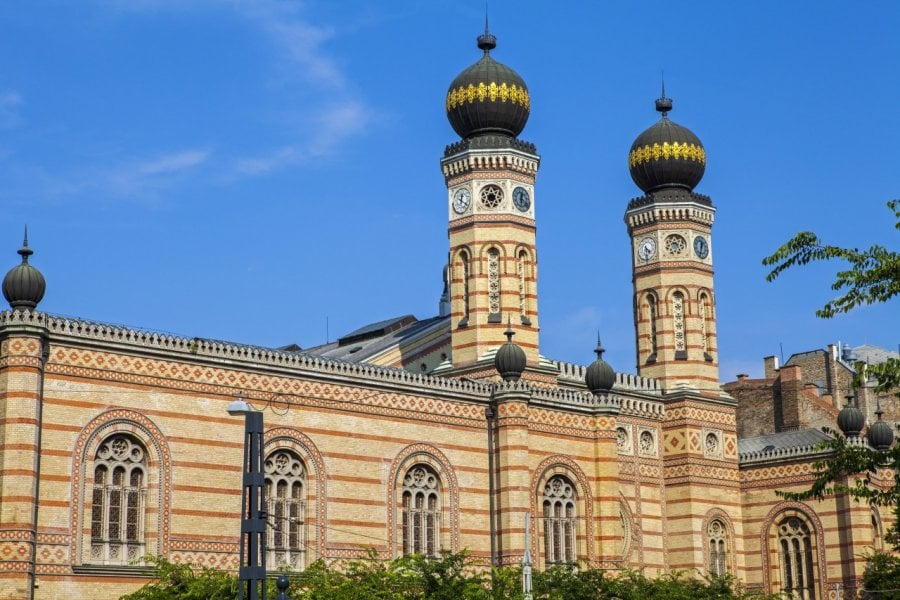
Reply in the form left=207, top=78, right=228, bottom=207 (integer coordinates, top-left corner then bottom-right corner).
left=639, top=429, right=656, bottom=456
left=446, top=82, right=530, bottom=112
left=628, top=141, right=706, bottom=168
left=616, top=426, right=631, bottom=454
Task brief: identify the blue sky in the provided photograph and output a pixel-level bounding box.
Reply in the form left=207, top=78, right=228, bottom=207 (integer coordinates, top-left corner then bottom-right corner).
left=1, top=1, right=897, bottom=380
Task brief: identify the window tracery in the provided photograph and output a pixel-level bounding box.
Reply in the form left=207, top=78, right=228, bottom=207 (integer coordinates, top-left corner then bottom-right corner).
left=487, top=248, right=501, bottom=316
left=479, top=184, right=504, bottom=209
left=542, top=475, right=577, bottom=564
left=518, top=250, right=527, bottom=319
left=699, top=293, right=710, bottom=354
left=707, top=519, right=728, bottom=576
left=459, top=250, right=471, bottom=319
left=647, top=293, right=659, bottom=357
left=777, top=517, right=816, bottom=599
left=265, top=450, right=307, bottom=570
left=90, top=434, right=147, bottom=564
left=402, top=465, right=441, bottom=557
left=672, top=292, right=686, bottom=353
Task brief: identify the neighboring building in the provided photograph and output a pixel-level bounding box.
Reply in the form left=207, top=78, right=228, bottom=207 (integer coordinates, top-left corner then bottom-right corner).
left=0, top=25, right=893, bottom=600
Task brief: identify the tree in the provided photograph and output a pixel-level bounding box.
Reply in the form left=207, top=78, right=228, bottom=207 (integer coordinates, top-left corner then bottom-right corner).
left=762, top=199, right=900, bottom=548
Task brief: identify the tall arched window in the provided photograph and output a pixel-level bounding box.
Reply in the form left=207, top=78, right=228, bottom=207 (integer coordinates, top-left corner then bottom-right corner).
left=542, top=475, right=577, bottom=564
left=698, top=293, right=710, bottom=356
left=672, top=292, right=686, bottom=356
left=90, top=434, right=147, bottom=565
left=459, top=250, right=471, bottom=322
left=487, top=248, right=501, bottom=320
left=778, top=517, right=816, bottom=599
left=265, top=450, right=307, bottom=570
left=517, top=250, right=528, bottom=321
left=402, top=465, right=441, bottom=557
left=708, top=519, right=728, bottom=576
left=647, top=293, right=659, bottom=360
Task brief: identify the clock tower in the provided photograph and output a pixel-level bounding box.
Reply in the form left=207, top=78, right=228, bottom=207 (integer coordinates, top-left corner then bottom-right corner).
left=440, top=25, right=541, bottom=374
left=624, top=91, right=720, bottom=394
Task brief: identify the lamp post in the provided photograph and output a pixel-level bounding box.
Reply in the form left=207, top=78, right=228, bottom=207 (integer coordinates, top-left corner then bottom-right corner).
left=228, top=394, right=267, bottom=600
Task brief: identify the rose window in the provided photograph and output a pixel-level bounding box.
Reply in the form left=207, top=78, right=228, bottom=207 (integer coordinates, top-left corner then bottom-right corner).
left=616, top=427, right=629, bottom=451
left=480, top=185, right=504, bottom=209
left=665, top=234, right=687, bottom=255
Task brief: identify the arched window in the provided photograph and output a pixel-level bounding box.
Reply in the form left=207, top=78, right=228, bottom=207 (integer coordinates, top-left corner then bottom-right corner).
left=265, top=450, right=307, bottom=570
left=459, top=250, right=471, bottom=321
left=778, top=517, right=816, bottom=599
left=647, top=293, right=659, bottom=359
left=698, top=293, right=710, bottom=355
left=708, top=519, right=728, bottom=576
left=542, top=475, right=577, bottom=564
left=619, top=505, right=631, bottom=559
left=672, top=292, right=686, bottom=356
left=487, top=248, right=501, bottom=319
left=402, top=465, right=441, bottom=557
left=90, top=434, right=147, bottom=564
left=518, top=250, right=528, bottom=321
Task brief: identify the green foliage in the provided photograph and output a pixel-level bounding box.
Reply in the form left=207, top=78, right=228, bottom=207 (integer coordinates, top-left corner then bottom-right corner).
left=862, top=551, right=900, bottom=599
left=119, top=556, right=237, bottom=600
left=121, top=552, right=778, bottom=600
left=762, top=199, right=899, bottom=318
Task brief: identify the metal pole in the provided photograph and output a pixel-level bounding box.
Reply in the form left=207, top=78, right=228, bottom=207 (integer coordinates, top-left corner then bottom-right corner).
left=238, top=410, right=267, bottom=600
left=522, top=512, right=533, bottom=600
left=485, top=404, right=497, bottom=573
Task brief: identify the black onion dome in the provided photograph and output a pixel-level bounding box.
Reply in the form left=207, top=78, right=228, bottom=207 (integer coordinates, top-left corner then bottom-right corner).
left=585, top=337, right=615, bottom=394
left=446, top=25, right=530, bottom=139
left=494, top=323, right=526, bottom=382
left=3, top=230, right=46, bottom=311
left=837, top=397, right=865, bottom=438
left=629, top=91, right=706, bottom=193
left=868, top=403, right=894, bottom=450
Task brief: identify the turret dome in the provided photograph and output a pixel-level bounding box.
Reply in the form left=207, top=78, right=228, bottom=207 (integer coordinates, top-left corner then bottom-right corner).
left=837, top=396, right=865, bottom=438
left=2, top=231, right=46, bottom=312
left=867, top=401, right=894, bottom=451
left=494, top=323, right=526, bottom=382
left=585, top=337, right=616, bottom=394
left=446, top=22, right=530, bottom=140
left=629, top=89, right=706, bottom=193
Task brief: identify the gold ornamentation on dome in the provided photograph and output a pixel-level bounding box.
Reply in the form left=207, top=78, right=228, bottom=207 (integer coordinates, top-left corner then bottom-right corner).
left=446, top=82, right=530, bottom=112
left=628, top=141, right=706, bottom=168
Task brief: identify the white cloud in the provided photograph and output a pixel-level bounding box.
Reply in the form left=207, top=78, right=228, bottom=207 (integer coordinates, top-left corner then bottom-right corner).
left=45, top=148, right=210, bottom=202
left=0, top=92, right=23, bottom=129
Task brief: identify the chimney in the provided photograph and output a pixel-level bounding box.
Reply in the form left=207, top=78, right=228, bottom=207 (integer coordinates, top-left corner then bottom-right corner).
left=737, top=374, right=749, bottom=382
left=826, top=344, right=838, bottom=396
left=779, top=365, right=803, bottom=431
left=764, top=355, right=779, bottom=379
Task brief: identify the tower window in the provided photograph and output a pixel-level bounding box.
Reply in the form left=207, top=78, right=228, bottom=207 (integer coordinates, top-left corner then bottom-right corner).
left=672, top=292, right=686, bottom=356
left=517, top=250, right=530, bottom=324
left=487, top=248, right=501, bottom=318
left=459, top=250, right=471, bottom=322
left=647, top=293, right=659, bottom=361
left=542, top=475, right=577, bottom=564
left=479, top=185, right=504, bottom=209
left=265, top=450, right=307, bottom=571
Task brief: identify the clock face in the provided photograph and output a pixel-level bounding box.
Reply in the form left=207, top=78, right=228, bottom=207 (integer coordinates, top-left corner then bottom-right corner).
left=638, top=237, right=656, bottom=261
left=693, top=235, right=709, bottom=259
left=452, top=188, right=471, bottom=214
left=512, top=186, right=531, bottom=212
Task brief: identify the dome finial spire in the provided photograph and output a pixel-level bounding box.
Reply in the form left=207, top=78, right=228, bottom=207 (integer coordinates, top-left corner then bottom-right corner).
left=656, top=73, right=672, bottom=117
left=504, top=315, right=515, bottom=343
left=18, top=225, right=33, bottom=264
left=477, top=4, right=497, bottom=53
left=594, top=331, right=605, bottom=360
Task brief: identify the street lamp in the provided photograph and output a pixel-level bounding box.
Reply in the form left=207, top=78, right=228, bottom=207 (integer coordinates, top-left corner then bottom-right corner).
left=228, top=393, right=267, bottom=600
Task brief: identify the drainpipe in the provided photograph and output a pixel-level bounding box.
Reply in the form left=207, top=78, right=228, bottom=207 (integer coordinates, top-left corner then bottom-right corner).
left=30, top=339, right=48, bottom=600
left=485, top=401, right=497, bottom=572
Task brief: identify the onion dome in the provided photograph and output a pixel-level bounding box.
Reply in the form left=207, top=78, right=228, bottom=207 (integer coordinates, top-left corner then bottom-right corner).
left=867, top=400, right=894, bottom=451
left=3, top=229, right=46, bottom=311
left=446, top=20, right=530, bottom=139
left=628, top=85, right=706, bottom=193
left=494, top=321, right=526, bottom=382
left=585, top=336, right=616, bottom=394
left=837, top=394, right=865, bottom=438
